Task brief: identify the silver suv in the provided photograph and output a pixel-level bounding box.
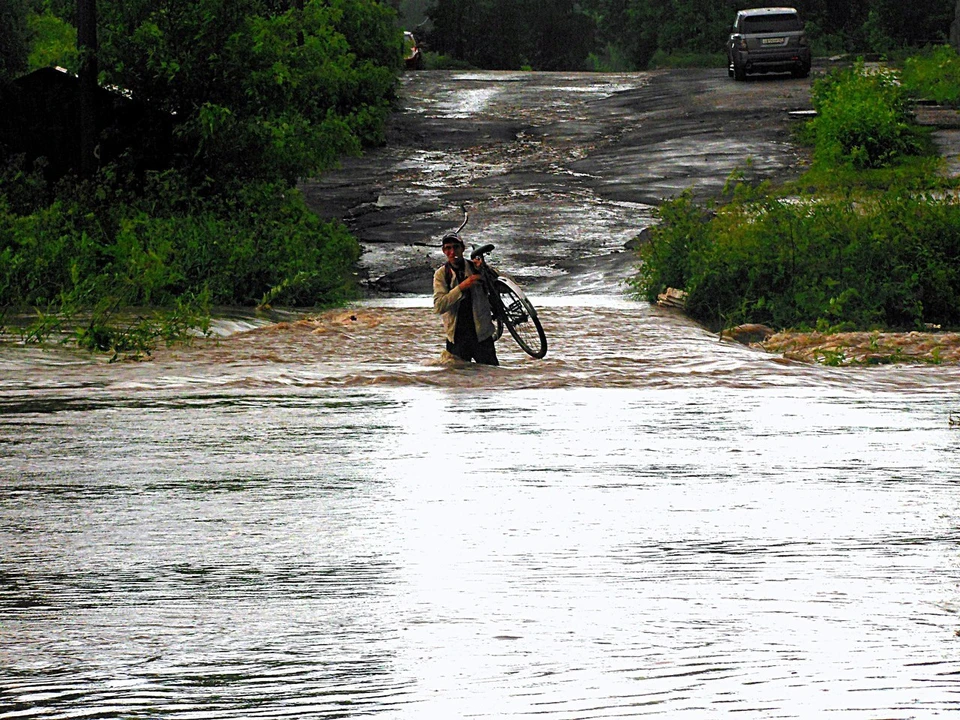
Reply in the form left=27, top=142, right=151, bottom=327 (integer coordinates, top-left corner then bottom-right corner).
left=728, top=7, right=811, bottom=80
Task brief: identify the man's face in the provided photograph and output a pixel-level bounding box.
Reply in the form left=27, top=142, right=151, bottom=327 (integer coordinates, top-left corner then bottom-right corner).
left=442, top=241, right=465, bottom=264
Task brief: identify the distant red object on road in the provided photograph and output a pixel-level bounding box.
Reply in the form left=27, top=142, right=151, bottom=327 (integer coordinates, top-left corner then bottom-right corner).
left=404, top=31, right=423, bottom=70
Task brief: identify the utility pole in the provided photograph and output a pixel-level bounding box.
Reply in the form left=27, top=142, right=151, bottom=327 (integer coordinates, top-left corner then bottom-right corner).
left=77, top=0, right=98, bottom=178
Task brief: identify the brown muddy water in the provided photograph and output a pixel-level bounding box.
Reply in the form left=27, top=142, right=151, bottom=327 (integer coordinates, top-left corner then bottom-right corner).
left=3, top=295, right=960, bottom=719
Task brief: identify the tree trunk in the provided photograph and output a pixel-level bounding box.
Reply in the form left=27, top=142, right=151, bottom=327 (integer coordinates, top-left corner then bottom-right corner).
left=77, top=0, right=98, bottom=178
left=952, top=0, right=960, bottom=51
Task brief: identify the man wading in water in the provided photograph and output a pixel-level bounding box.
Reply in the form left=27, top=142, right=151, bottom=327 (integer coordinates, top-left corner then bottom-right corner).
left=433, top=232, right=499, bottom=365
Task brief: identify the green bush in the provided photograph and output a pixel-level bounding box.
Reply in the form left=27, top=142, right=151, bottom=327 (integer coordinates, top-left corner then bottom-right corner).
left=584, top=44, right=636, bottom=72
left=27, top=9, right=78, bottom=72
left=634, top=186, right=960, bottom=332
left=0, top=169, right=361, bottom=354
left=809, top=61, right=923, bottom=169
left=901, top=44, right=960, bottom=106
left=1, top=170, right=360, bottom=309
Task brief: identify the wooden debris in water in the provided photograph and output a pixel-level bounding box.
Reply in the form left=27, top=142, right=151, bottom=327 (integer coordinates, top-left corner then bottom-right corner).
left=657, top=287, right=688, bottom=309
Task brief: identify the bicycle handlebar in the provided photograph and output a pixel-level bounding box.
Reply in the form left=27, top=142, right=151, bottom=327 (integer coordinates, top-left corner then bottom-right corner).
left=470, top=243, right=495, bottom=260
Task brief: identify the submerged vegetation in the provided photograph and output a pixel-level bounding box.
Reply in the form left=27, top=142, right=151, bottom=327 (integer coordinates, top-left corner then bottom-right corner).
left=634, top=52, right=960, bottom=344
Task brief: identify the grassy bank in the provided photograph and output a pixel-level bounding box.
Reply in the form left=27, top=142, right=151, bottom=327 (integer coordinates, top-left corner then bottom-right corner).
left=634, top=53, right=960, bottom=343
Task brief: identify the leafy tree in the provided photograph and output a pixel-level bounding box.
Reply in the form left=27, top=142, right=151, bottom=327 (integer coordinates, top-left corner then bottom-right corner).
left=92, top=0, right=402, bottom=186
left=1, top=0, right=401, bottom=348
left=0, top=0, right=31, bottom=81
left=27, top=9, right=78, bottom=72
left=427, top=0, right=595, bottom=69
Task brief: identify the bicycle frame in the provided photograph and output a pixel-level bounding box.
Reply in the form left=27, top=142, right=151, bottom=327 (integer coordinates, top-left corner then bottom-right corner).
left=470, top=243, right=547, bottom=359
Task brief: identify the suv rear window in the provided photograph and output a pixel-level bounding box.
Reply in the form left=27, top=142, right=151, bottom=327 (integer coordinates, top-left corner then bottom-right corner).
left=741, top=14, right=802, bottom=34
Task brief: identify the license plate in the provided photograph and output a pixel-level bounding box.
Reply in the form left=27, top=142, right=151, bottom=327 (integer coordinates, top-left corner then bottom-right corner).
left=762, top=37, right=786, bottom=45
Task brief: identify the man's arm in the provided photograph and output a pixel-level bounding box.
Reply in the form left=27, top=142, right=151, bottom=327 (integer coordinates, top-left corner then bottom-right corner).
left=433, top=266, right=463, bottom=315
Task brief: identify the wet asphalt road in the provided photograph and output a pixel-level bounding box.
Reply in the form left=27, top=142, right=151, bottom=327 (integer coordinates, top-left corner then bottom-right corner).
left=300, top=67, right=815, bottom=296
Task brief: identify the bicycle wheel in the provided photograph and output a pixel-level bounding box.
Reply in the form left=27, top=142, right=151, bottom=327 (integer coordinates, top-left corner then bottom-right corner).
left=492, top=277, right=547, bottom=358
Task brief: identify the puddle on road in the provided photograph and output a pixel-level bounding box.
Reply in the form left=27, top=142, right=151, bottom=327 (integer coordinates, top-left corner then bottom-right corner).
left=414, top=72, right=647, bottom=122
left=429, top=86, right=501, bottom=118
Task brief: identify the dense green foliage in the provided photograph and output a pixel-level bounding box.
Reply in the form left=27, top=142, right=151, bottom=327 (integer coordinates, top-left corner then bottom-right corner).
left=635, top=188, right=960, bottom=331
left=901, top=44, right=960, bottom=106
left=26, top=9, right=78, bottom=72
left=1, top=0, right=397, bottom=353
left=634, top=58, right=960, bottom=333
left=1, top=173, right=359, bottom=308
left=425, top=0, right=957, bottom=71
left=809, top=62, right=924, bottom=170
left=94, top=0, right=401, bottom=185
left=0, top=170, right=360, bottom=354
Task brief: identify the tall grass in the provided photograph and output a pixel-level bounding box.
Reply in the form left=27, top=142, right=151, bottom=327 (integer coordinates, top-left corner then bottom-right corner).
left=809, top=60, right=924, bottom=170
left=634, top=186, right=960, bottom=331
left=901, top=45, right=960, bottom=107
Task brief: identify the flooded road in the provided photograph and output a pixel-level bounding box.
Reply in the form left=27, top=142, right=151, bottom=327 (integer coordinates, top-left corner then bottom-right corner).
left=301, top=68, right=811, bottom=294
left=4, top=69, right=960, bottom=718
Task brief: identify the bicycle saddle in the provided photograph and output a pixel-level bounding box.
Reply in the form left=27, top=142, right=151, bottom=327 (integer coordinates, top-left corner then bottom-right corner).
left=470, top=243, right=495, bottom=259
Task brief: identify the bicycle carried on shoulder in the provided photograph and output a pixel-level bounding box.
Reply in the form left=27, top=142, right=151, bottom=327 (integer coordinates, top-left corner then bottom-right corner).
left=453, top=210, right=548, bottom=359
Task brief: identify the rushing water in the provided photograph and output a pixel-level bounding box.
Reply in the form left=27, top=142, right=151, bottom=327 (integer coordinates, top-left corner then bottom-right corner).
left=3, top=295, right=960, bottom=719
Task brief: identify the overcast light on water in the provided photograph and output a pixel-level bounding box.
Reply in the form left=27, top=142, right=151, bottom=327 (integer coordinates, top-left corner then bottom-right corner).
left=2, top=294, right=960, bottom=719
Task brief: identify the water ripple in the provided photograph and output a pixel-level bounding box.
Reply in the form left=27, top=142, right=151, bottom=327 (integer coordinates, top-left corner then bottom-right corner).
left=3, top=303, right=960, bottom=719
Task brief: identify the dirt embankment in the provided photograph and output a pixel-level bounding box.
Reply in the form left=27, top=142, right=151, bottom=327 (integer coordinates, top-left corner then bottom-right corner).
left=761, top=330, right=960, bottom=365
